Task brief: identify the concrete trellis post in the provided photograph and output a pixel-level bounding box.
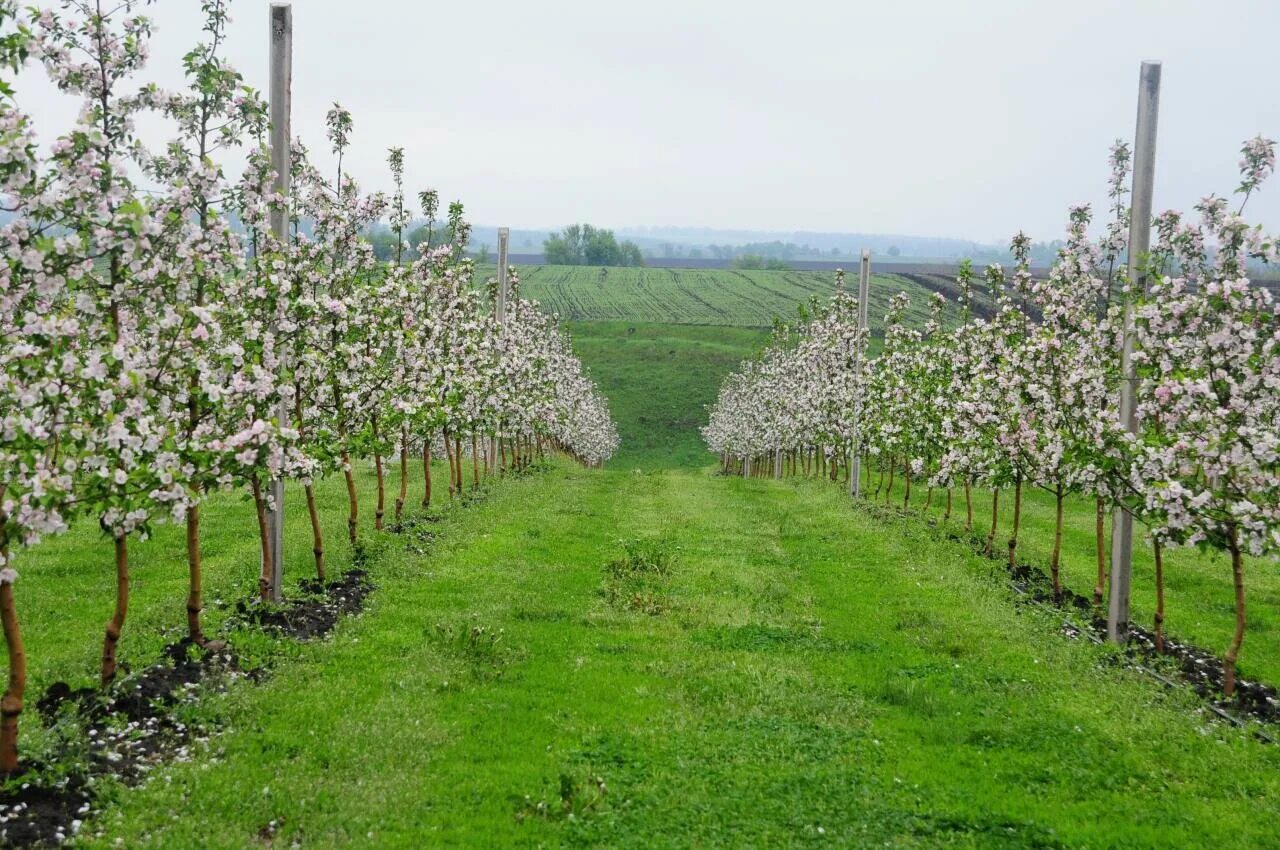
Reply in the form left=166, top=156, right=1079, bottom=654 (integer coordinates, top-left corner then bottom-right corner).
left=264, top=3, right=292, bottom=603
left=1108, top=60, right=1161, bottom=644
left=850, top=249, right=871, bottom=497
left=497, top=227, right=510, bottom=325
left=495, top=228, right=509, bottom=469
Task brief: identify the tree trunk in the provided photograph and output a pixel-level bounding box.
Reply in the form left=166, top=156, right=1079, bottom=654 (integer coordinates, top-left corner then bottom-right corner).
left=422, top=439, right=433, bottom=508
left=372, top=416, right=385, bottom=531
left=500, top=437, right=508, bottom=474
left=296, top=396, right=324, bottom=579
left=252, top=476, right=274, bottom=601
left=1007, top=474, right=1023, bottom=571
left=925, top=487, right=933, bottom=511
left=443, top=429, right=455, bottom=497
left=455, top=436, right=464, bottom=492
left=342, top=449, right=358, bottom=543
left=964, top=479, right=973, bottom=533
left=1224, top=526, right=1245, bottom=698
left=985, top=489, right=1000, bottom=557
left=1094, top=497, right=1107, bottom=606
left=305, top=482, right=325, bottom=581
left=1153, top=539, right=1165, bottom=653
left=885, top=456, right=896, bottom=504
left=396, top=433, right=408, bottom=524
left=471, top=433, right=480, bottom=489
left=101, top=533, right=129, bottom=685
left=185, top=502, right=204, bottom=645
left=944, top=488, right=952, bottom=521
left=0, top=538, right=25, bottom=774
left=374, top=451, right=385, bottom=531
left=902, top=460, right=912, bottom=509
left=1050, top=485, right=1064, bottom=601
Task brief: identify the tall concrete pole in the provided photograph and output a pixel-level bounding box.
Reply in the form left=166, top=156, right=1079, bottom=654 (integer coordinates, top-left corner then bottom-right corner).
left=494, top=228, right=509, bottom=470
left=1108, top=61, right=1161, bottom=643
left=851, top=250, right=871, bottom=497
left=264, top=3, right=292, bottom=602
left=496, top=227, right=509, bottom=326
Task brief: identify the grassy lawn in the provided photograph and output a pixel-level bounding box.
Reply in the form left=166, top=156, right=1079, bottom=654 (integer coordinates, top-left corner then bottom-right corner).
left=72, top=464, right=1277, bottom=848
left=10, top=458, right=453, bottom=759
left=866, top=464, right=1280, bottom=688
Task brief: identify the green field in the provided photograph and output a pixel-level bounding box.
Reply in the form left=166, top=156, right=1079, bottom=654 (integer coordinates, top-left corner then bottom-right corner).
left=8, top=264, right=1279, bottom=848
left=565, top=321, right=767, bottom=469
left=58, top=465, right=1280, bottom=848
left=494, top=264, right=952, bottom=330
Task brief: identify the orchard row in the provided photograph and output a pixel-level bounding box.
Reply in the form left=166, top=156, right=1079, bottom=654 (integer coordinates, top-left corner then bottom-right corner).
left=705, top=137, right=1278, bottom=698
left=0, top=0, right=617, bottom=770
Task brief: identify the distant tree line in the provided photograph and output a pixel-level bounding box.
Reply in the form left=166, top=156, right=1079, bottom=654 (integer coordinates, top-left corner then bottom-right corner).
left=730, top=254, right=790, bottom=270
left=544, top=224, right=644, bottom=267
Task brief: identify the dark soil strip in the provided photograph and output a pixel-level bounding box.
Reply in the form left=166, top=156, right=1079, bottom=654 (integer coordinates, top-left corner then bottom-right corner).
left=0, top=570, right=373, bottom=847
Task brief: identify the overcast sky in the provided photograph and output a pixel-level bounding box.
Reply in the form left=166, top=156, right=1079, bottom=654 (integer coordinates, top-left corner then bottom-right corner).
left=21, top=0, right=1280, bottom=243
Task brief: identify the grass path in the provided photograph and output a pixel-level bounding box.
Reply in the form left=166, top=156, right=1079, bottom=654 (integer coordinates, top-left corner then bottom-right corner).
left=85, top=466, right=1278, bottom=848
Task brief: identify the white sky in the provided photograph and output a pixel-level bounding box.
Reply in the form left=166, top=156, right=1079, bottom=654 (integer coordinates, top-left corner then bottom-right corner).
left=20, top=0, right=1280, bottom=243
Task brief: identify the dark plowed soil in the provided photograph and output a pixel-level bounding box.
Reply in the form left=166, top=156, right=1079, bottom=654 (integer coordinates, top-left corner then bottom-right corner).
left=235, top=569, right=374, bottom=640
left=2, top=569, right=375, bottom=847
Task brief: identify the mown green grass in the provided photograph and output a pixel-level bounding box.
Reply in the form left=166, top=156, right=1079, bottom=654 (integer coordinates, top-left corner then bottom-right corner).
left=10, top=457, right=453, bottom=760
left=865, top=463, right=1280, bottom=688
left=565, top=321, right=767, bottom=469
left=78, top=464, right=1278, bottom=848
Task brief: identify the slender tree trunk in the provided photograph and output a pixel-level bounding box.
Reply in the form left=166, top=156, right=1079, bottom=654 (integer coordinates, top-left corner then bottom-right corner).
left=902, top=460, right=912, bottom=509
left=500, top=437, right=508, bottom=474
left=471, top=433, right=480, bottom=489
left=396, top=431, right=408, bottom=524
left=0, top=536, right=25, bottom=774
left=443, top=430, right=455, bottom=497
left=372, top=416, right=385, bottom=531
left=374, top=451, right=385, bottom=531
left=1153, top=539, right=1165, bottom=653
left=422, top=439, right=433, bottom=508
left=1224, top=526, right=1246, bottom=698
left=305, top=482, right=325, bottom=581
left=185, top=502, right=204, bottom=645
left=252, top=476, right=274, bottom=601
left=885, top=456, right=896, bottom=504
left=1050, top=485, right=1064, bottom=601
left=964, top=479, right=973, bottom=533
left=925, top=487, right=933, bottom=511
left=1094, top=497, right=1107, bottom=606
left=944, top=488, right=952, bottom=521
left=1007, top=474, right=1023, bottom=571
left=455, top=436, right=464, bottom=492
left=984, top=489, right=1000, bottom=557
left=342, top=449, right=358, bottom=543
left=296, top=396, right=325, bottom=579
left=101, top=533, right=129, bottom=685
